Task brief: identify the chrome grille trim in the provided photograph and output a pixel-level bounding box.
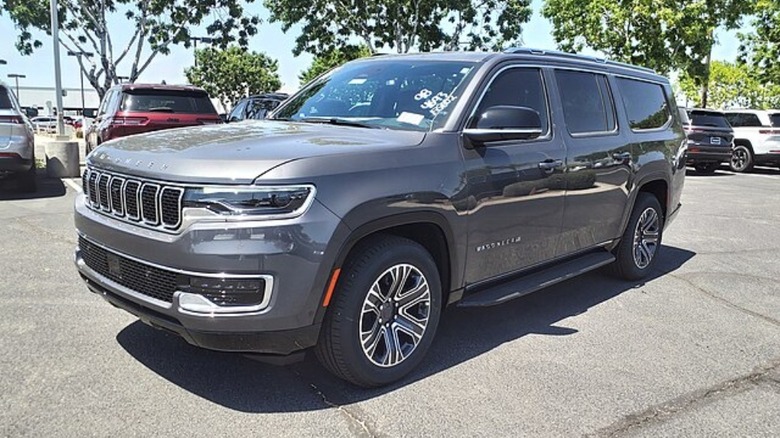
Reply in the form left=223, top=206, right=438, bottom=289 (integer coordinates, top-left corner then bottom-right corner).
left=82, top=167, right=184, bottom=232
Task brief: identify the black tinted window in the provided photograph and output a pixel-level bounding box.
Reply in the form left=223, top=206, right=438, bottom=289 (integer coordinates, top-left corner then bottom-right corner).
left=688, top=111, right=730, bottom=128
left=769, top=114, right=780, bottom=127
left=121, top=90, right=216, bottom=114
left=246, top=98, right=282, bottom=120
left=0, top=87, right=14, bottom=109
left=555, top=70, right=615, bottom=134
left=617, top=78, right=671, bottom=130
left=725, top=113, right=763, bottom=127
left=228, top=99, right=248, bottom=121
left=476, top=68, right=549, bottom=134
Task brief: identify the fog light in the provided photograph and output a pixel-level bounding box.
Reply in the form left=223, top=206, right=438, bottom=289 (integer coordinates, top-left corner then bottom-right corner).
left=176, top=275, right=272, bottom=314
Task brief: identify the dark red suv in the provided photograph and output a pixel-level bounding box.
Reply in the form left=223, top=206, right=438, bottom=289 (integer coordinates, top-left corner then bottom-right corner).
left=86, top=84, right=221, bottom=153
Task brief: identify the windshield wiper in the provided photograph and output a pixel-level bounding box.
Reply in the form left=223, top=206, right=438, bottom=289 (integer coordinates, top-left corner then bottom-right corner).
left=298, top=117, right=380, bottom=129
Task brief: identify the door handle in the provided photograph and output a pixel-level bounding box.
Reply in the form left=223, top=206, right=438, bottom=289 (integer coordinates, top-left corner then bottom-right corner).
left=612, top=151, right=632, bottom=161
left=538, top=159, right=564, bottom=171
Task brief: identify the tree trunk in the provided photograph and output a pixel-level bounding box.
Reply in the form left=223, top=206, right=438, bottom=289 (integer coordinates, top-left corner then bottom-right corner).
left=700, top=36, right=713, bottom=108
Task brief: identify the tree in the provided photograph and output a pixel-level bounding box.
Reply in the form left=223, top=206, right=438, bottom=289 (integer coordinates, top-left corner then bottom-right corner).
left=298, top=45, right=372, bottom=86
left=677, top=61, right=780, bottom=110
left=739, top=0, right=780, bottom=85
left=263, top=0, right=532, bottom=56
left=542, top=0, right=752, bottom=106
left=184, top=46, right=281, bottom=112
left=1, top=0, right=261, bottom=99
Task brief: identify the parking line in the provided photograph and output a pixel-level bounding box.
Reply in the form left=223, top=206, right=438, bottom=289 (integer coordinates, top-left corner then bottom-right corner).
left=63, top=178, right=83, bottom=193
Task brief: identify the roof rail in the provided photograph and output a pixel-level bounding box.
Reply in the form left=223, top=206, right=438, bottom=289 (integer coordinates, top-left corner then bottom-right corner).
left=503, top=47, right=656, bottom=74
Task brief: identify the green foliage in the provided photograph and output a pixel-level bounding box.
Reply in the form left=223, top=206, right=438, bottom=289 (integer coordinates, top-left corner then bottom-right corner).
left=264, top=0, right=532, bottom=56
left=542, top=0, right=752, bottom=103
left=184, top=46, right=281, bottom=112
left=298, top=45, right=372, bottom=86
left=739, top=0, right=780, bottom=84
left=1, top=0, right=260, bottom=98
left=677, top=61, right=780, bottom=109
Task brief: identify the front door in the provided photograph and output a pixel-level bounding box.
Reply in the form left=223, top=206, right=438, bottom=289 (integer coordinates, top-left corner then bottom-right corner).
left=462, top=66, right=567, bottom=285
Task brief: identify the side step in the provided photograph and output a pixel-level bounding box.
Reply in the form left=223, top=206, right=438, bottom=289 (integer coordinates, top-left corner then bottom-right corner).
left=457, top=251, right=616, bottom=308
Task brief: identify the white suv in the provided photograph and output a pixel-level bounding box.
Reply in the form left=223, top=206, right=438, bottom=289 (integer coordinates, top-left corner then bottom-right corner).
left=723, top=109, right=780, bottom=172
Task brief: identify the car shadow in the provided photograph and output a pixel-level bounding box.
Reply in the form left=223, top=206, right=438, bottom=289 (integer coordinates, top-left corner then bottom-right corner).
left=0, top=174, right=67, bottom=200
left=116, top=245, right=696, bottom=413
left=685, top=168, right=733, bottom=177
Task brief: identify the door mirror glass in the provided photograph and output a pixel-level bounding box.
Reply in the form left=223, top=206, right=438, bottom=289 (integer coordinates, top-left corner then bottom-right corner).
left=464, top=105, right=543, bottom=145
left=82, top=108, right=98, bottom=118
left=24, top=107, right=39, bottom=118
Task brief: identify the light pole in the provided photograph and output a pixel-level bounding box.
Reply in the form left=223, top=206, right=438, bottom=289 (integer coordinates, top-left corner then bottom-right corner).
left=189, top=37, right=215, bottom=67
left=7, top=73, right=25, bottom=103
left=50, top=0, right=66, bottom=137
left=67, top=50, right=94, bottom=120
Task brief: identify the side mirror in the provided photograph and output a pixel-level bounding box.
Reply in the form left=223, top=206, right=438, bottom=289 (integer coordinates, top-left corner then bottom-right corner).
left=82, top=108, right=98, bottom=118
left=463, top=105, right=543, bottom=146
left=24, top=107, right=39, bottom=118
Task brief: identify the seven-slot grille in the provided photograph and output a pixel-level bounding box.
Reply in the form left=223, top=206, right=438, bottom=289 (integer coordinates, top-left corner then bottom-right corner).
left=82, top=168, right=184, bottom=230
left=78, top=236, right=178, bottom=303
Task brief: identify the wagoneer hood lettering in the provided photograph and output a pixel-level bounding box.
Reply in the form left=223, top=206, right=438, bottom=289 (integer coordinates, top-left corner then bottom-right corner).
left=87, top=121, right=426, bottom=184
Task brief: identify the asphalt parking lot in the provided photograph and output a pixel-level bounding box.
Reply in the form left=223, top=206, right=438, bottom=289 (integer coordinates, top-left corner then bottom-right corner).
left=1, top=166, right=779, bottom=437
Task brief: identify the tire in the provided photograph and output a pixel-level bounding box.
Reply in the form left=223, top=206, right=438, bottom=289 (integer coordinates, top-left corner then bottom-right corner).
left=610, top=193, right=663, bottom=281
left=315, top=234, right=442, bottom=387
left=694, top=162, right=718, bottom=174
left=16, top=164, right=37, bottom=193
left=730, top=145, right=753, bottom=172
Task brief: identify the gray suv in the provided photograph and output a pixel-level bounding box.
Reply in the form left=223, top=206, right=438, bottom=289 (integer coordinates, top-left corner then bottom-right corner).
left=75, top=49, right=686, bottom=387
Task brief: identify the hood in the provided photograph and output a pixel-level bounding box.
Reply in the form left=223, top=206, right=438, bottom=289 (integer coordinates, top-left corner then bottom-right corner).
left=86, top=120, right=426, bottom=184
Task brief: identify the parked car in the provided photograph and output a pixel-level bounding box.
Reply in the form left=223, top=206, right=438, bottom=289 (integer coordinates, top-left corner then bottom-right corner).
left=85, top=84, right=222, bottom=153
left=226, top=93, right=289, bottom=122
left=723, top=109, right=780, bottom=172
left=682, top=108, right=734, bottom=174
left=0, top=82, right=36, bottom=192
left=74, top=49, right=685, bottom=387
left=30, top=116, right=57, bottom=133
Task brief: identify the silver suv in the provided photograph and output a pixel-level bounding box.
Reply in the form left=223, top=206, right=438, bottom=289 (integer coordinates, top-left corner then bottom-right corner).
left=0, top=82, right=36, bottom=192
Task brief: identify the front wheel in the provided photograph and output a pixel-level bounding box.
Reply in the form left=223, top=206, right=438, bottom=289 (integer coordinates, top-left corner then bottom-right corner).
left=730, top=145, right=753, bottom=173
left=316, top=235, right=442, bottom=387
left=610, top=193, right=663, bottom=280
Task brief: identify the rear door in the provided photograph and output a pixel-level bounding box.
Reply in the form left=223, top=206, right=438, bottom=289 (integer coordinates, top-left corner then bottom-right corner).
left=114, top=89, right=219, bottom=137
left=686, top=110, right=734, bottom=147
left=462, top=65, right=567, bottom=284
left=552, top=69, right=632, bottom=254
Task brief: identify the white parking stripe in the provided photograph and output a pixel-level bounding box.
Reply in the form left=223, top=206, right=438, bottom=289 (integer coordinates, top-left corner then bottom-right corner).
left=63, top=178, right=83, bottom=193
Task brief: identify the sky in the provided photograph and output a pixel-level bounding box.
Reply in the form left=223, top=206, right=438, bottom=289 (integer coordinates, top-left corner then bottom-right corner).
left=0, top=0, right=747, bottom=94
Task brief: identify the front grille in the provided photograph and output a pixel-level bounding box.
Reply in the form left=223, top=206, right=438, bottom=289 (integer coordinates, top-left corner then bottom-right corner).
left=78, top=236, right=178, bottom=303
left=83, top=168, right=183, bottom=231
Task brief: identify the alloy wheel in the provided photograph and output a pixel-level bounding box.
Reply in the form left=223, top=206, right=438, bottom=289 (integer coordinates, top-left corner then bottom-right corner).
left=731, top=148, right=749, bottom=172
left=632, top=207, right=660, bottom=269
left=359, top=263, right=431, bottom=368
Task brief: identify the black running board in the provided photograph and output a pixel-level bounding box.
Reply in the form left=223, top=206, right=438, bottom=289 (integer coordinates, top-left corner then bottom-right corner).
left=457, top=251, right=616, bottom=308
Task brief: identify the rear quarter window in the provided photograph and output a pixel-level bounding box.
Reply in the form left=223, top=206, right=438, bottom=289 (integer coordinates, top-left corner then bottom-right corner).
left=121, top=90, right=216, bottom=114
left=770, top=113, right=780, bottom=127
left=616, top=78, right=671, bottom=130
left=0, top=87, right=15, bottom=109
left=725, top=113, right=763, bottom=127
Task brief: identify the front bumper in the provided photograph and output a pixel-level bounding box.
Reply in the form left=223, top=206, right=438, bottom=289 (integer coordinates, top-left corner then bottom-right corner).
left=74, top=192, right=345, bottom=355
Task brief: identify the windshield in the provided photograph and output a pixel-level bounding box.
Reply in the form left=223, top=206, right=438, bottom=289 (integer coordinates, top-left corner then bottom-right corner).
left=770, top=113, right=780, bottom=127
left=271, top=59, right=477, bottom=131
left=688, top=110, right=731, bottom=128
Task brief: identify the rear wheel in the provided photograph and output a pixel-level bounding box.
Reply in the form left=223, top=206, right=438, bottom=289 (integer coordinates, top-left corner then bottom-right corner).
left=694, top=163, right=718, bottom=174
left=730, top=145, right=754, bottom=172
left=610, top=193, right=663, bottom=280
left=316, top=235, right=442, bottom=387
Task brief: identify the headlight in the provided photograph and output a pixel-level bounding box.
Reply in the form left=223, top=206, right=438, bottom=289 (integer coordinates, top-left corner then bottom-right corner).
left=182, top=185, right=315, bottom=218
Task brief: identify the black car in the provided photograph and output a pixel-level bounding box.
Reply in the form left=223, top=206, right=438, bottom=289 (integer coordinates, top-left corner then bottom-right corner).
left=75, top=49, right=685, bottom=387
left=683, top=108, right=734, bottom=174
left=226, top=93, right=289, bottom=122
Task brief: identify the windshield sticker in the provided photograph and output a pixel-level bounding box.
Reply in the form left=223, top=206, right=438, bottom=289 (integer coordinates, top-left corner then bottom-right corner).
left=397, top=112, right=425, bottom=125
left=419, top=92, right=457, bottom=117
left=348, top=78, right=368, bottom=85
left=414, top=89, right=433, bottom=101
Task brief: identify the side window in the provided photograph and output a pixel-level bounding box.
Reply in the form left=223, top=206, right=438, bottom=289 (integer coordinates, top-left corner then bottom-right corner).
left=229, top=100, right=248, bottom=121
left=617, top=78, right=671, bottom=130
left=725, top=113, right=741, bottom=127
left=555, top=70, right=616, bottom=134
left=742, top=114, right=763, bottom=127
left=97, top=90, right=113, bottom=117
left=475, top=67, right=549, bottom=135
